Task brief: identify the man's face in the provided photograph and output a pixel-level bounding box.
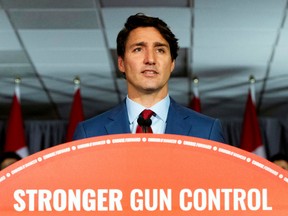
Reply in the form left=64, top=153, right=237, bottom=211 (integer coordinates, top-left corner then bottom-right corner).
left=274, top=159, right=288, bottom=170
left=118, top=27, right=175, bottom=97
left=0, top=158, right=18, bottom=170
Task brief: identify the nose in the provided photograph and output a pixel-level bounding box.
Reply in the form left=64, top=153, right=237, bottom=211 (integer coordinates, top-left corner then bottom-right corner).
left=143, top=49, right=156, bottom=65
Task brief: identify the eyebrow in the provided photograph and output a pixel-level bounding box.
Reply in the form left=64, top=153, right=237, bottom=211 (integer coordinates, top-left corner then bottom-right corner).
left=154, top=42, right=169, bottom=48
left=129, top=41, right=169, bottom=48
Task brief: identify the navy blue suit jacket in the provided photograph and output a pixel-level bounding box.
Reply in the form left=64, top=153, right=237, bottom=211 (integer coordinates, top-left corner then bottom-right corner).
left=73, top=98, right=225, bottom=143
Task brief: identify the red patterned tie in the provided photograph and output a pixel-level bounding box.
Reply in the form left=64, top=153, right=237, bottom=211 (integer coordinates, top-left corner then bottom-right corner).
left=136, top=109, right=154, bottom=133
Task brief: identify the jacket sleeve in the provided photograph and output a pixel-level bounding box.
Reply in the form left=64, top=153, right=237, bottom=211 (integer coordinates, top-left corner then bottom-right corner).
left=72, top=123, right=87, bottom=140
left=209, top=119, right=226, bottom=144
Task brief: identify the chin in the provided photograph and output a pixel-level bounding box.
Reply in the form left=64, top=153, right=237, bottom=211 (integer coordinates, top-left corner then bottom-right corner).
left=143, top=87, right=159, bottom=93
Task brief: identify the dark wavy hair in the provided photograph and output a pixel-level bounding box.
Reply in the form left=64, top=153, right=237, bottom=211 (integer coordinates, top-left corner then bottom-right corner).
left=117, top=13, right=179, bottom=61
left=0, top=151, right=22, bottom=170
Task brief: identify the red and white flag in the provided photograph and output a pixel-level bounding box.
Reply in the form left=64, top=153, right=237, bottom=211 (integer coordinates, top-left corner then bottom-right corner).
left=5, top=82, right=29, bottom=158
left=189, top=78, right=201, bottom=112
left=66, top=84, right=84, bottom=142
left=240, top=78, right=266, bottom=158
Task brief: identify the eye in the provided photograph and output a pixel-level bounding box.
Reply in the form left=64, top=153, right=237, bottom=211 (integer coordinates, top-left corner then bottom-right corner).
left=133, top=47, right=142, bottom=52
left=156, top=48, right=165, bottom=53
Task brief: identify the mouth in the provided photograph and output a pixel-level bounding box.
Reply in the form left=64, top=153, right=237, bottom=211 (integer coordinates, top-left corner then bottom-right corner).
left=141, top=70, right=158, bottom=76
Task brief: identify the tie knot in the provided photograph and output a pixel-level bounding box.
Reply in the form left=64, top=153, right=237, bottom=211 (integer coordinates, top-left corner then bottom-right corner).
left=141, top=109, right=154, bottom=120
left=136, top=109, right=154, bottom=133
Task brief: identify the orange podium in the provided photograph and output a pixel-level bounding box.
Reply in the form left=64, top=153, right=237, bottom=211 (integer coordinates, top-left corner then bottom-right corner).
left=0, top=134, right=287, bottom=215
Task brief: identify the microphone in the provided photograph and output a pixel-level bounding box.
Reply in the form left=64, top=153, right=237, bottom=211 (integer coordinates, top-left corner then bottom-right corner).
left=137, top=115, right=152, bottom=127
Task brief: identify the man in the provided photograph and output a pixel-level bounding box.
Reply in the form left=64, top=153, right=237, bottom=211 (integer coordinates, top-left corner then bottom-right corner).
left=73, top=13, right=225, bottom=143
left=0, top=152, right=22, bottom=170
left=269, top=153, right=288, bottom=170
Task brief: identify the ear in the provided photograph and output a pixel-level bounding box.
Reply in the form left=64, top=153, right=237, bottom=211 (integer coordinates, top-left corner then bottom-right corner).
left=118, top=56, right=125, bottom=73
left=170, top=60, right=176, bottom=73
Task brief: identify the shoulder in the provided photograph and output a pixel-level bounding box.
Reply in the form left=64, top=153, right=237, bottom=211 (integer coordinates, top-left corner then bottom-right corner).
left=73, top=101, right=127, bottom=140
left=170, top=98, right=216, bottom=123
left=168, top=98, right=225, bottom=143
left=81, top=101, right=126, bottom=127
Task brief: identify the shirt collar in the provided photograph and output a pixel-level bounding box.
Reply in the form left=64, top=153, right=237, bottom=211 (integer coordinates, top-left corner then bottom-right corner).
left=126, top=95, right=170, bottom=124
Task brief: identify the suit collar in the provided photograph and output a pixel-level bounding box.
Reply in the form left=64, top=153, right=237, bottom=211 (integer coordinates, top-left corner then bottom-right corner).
left=103, top=98, right=193, bottom=135
left=165, top=98, right=192, bottom=135
left=105, top=100, right=131, bottom=134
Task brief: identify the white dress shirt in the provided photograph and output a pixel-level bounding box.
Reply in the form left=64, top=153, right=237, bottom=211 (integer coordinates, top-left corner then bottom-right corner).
left=126, top=95, right=170, bottom=134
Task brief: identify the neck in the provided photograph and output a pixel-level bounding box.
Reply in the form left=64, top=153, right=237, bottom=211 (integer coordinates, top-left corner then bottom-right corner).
left=128, top=90, right=168, bottom=108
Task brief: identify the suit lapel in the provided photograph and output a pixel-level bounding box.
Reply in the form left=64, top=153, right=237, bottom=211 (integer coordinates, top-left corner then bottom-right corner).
left=165, top=99, right=192, bottom=135
left=105, top=101, right=131, bottom=134
left=103, top=98, right=193, bottom=135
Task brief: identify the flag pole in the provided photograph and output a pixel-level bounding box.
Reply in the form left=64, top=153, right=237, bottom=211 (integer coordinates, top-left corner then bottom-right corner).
left=66, top=76, right=84, bottom=142
left=73, top=76, right=80, bottom=91
left=189, top=76, right=201, bottom=112
left=14, top=77, right=21, bottom=100
left=5, top=77, right=29, bottom=158
left=249, top=75, right=256, bottom=104
left=240, top=75, right=266, bottom=158
left=192, top=76, right=199, bottom=98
